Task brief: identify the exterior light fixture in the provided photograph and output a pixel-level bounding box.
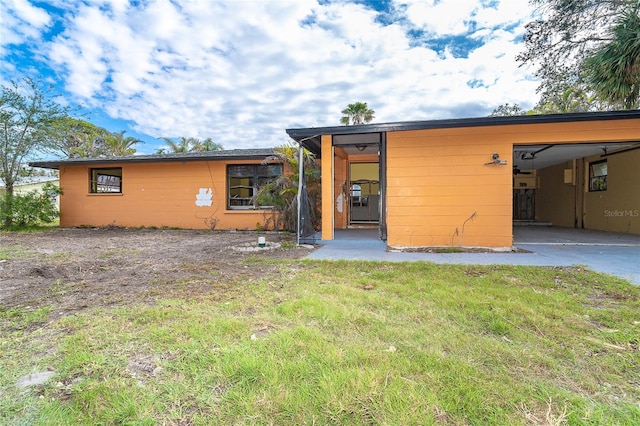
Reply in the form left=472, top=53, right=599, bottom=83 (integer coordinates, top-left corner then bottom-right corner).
left=485, top=153, right=507, bottom=165
left=356, top=145, right=367, bottom=152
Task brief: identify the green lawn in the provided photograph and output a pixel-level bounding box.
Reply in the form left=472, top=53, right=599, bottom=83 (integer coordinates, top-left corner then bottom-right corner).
left=1, top=260, right=639, bottom=425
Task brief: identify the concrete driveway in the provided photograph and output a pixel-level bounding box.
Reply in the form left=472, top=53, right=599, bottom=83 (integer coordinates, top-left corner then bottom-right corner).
left=305, top=227, right=640, bottom=285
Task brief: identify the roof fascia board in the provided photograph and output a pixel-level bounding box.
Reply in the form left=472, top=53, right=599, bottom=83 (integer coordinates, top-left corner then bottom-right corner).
left=29, top=150, right=275, bottom=169
left=286, top=110, right=640, bottom=140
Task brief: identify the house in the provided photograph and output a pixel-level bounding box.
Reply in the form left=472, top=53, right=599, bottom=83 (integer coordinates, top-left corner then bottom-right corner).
left=29, top=149, right=282, bottom=230
left=286, top=110, right=640, bottom=249
left=29, top=111, right=640, bottom=248
left=0, top=176, right=61, bottom=210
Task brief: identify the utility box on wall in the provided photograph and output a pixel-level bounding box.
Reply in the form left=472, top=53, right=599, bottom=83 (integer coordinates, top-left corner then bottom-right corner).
left=563, top=168, right=575, bottom=185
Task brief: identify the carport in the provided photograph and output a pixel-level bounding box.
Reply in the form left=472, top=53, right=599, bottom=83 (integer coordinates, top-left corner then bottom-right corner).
left=512, top=141, right=640, bottom=233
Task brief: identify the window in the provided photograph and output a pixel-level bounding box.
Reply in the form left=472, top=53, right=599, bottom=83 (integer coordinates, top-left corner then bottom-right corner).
left=589, top=160, right=607, bottom=192
left=90, top=168, right=122, bottom=193
left=228, top=164, right=282, bottom=209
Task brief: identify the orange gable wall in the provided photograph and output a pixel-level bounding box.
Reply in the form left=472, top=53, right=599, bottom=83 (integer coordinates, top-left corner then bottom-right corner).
left=58, top=160, right=273, bottom=230
left=384, top=118, right=640, bottom=248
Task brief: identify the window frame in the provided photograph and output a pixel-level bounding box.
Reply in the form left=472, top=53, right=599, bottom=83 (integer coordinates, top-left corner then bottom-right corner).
left=89, top=167, right=123, bottom=194
left=227, top=163, right=282, bottom=210
left=588, top=159, right=607, bottom=192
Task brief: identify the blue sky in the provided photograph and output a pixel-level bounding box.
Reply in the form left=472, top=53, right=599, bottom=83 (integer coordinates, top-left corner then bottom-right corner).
left=1, top=0, right=539, bottom=155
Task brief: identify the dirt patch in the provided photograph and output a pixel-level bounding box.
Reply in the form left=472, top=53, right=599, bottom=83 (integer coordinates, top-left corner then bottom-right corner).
left=0, top=228, right=315, bottom=315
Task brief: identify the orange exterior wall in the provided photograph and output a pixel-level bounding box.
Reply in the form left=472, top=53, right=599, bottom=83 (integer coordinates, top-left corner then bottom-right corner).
left=321, top=135, right=334, bottom=240
left=58, top=160, right=274, bottom=230
left=381, top=118, right=640, bottom=248
left=386, top=128, right=513, bottom=248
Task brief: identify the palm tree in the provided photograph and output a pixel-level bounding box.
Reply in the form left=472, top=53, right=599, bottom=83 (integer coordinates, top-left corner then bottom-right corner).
left=340, top=102, right=375, bottom=125
left=159, top=137, right=223, bottom=153
left=255, top=143, right=321, bottom=232
left=583, top=7, right=640, bottom=109
left=159, top=137, right=193, bottom=153
left=199, top=137, right=224, bottom=152
left=104, top=130, right=140, bottom=156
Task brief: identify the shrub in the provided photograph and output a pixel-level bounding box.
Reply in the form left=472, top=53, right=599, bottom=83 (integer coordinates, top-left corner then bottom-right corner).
left=255, top=144, right=321, bottom=233
left=0, top=183, right=62, bottom=228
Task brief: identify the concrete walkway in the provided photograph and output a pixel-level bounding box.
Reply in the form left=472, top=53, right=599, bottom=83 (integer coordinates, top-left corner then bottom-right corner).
left=305, top=227, right=640, bottom=285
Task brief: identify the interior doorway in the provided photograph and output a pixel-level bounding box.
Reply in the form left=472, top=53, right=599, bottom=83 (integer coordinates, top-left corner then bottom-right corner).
left=349, top=162, right=380, bottom=225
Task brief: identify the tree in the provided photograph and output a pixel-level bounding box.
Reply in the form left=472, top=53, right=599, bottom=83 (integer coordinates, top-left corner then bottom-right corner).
left=340, top=102, right=375, bottom=125
left=518, top=0, right=638, bottom=109
left=582, top=8, right=640, bottom=109
left=104, top=130, right=140, bottom=156
left=1, top=78, right=70, bottom=227
left=490, top=83, right=617, bottom=116
left=532, top=84, right=607, bottom=113
left=255, top=144, right=321, bottom=232
left=489, top=103, right=526, bottom=117
left=49, top=117, right=111, bottom=158
left=157, top=137, right=223, bottom=154
left=200, top=138, right=224, bottom=152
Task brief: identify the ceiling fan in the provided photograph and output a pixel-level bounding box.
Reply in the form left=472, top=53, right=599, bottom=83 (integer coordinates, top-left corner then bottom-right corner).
left=513, top=166, right=532, bottom=175
left=513, top=145, right=551, bottom=175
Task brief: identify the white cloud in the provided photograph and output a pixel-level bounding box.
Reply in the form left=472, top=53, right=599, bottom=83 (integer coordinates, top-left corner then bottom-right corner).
left=4, top=0, right=539, bottom=152
left=0, top=0, right=52, bottom=78
left=403, top=0, right=477, bottom=35
left=401, top=0, right=531, bottom=34
left=3, top=0, right=50, bottom=31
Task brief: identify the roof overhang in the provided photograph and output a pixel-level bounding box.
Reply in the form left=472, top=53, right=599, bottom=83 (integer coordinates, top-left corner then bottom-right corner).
left=286, top=110, right=640, bottom=157
left=29, top=148, right=276, bottom=170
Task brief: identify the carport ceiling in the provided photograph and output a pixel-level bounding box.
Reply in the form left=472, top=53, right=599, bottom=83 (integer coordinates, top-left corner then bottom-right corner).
left=513, top=142, right=640, bottom=170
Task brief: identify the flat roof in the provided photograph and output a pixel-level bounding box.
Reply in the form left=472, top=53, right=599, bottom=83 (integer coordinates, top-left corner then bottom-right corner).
left=29, top=148, right=276, bottom=169
left=286, top=110, right=640, bottom=156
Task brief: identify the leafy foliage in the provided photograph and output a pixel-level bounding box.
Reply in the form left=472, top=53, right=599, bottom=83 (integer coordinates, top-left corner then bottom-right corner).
left=49, top=118, right=140, bottom=158
left=340, top=102, right=375, bottom=125
left=491, top=84, right=622, bottom=115
left=157, top=137, right=223, bottom=154
left=103, top=130, right=140, bottom=156
left=49, top=118, right=110, bottom=158
left=255, top=144, right=321, bottom=232
left=0, top=78, right=70, bottom=226
left=519, top=0, right=639, bottom=109
left=532, top=84, right=609, bottom=113
left=0, top=182, right=61, bottom=229
left=489, top=103, right=526, bottom=117
left=583, top=9, right=640, bottom=108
